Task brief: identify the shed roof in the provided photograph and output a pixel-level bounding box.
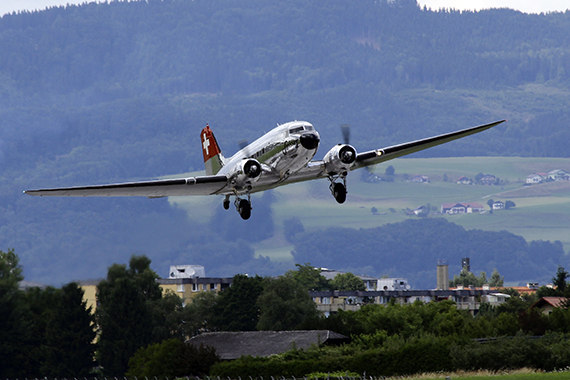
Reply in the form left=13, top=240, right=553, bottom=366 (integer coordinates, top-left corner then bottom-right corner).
left=187, top=330, right=348, bottom=360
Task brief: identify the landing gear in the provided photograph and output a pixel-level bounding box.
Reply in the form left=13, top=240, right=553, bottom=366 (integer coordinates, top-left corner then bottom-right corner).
left=332, top=182, right=347, bottom=203
left=329, top=174, right=347, bottom=204
left=224, top=194, right=252, bottom=219
left=235, top=196, right=252, bottom=220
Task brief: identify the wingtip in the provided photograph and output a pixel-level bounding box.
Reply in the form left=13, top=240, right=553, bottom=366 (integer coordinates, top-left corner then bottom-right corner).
left=485, top=119, right=507, bottom=128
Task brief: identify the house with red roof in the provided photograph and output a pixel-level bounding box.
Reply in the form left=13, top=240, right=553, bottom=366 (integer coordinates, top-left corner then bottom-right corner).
left=531, top=297, right=568, bottom=315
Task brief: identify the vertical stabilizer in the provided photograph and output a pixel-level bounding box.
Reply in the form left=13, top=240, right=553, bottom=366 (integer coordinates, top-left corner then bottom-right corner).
left=201, top=125, right=225, bottom=175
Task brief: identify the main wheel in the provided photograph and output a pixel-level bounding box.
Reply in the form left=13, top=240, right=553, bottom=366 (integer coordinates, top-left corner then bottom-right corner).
left=238, top=199, right=252, bottom=220
left=223, top=198, right=230, bottom=210
left=332, top=182, right=347, bottom=204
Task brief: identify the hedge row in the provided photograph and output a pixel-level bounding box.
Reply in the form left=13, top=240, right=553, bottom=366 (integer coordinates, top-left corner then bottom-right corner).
left=211, top=334, right=570, bottom=377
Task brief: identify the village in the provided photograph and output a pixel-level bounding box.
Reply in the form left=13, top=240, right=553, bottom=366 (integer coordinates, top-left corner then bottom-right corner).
left=398, top=168, right=570, bottom=217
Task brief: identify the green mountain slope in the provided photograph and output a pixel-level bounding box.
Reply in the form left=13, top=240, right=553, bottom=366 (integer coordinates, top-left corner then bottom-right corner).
left=0, top=0, right=569, bottom=284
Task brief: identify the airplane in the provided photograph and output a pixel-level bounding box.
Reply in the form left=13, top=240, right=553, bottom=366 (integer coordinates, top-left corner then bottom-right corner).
left=25, top=119, right=505, bottom=219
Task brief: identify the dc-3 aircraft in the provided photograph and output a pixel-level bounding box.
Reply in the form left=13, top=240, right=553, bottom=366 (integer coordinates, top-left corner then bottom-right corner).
left=25, top=119, right=505, bottom=219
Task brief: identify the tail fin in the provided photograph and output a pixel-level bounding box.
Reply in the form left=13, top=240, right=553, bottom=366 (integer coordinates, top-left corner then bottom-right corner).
left=201, top=124, right=225, bottom=175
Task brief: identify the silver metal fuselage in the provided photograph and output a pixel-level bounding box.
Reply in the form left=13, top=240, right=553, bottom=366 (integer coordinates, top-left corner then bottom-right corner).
left=217, top=121, right=322, bottom=195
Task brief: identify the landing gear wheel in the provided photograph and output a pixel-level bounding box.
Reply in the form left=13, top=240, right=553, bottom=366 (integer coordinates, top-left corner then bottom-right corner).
left=332, top=182, right=347, bottom=204
left=223, top=196, right=230, bottom=210
left=237, top=199, right=252, bottom=220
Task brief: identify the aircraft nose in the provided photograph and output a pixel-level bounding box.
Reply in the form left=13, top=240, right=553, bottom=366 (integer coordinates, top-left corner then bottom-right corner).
left=300, top=132, right=320, bottom=150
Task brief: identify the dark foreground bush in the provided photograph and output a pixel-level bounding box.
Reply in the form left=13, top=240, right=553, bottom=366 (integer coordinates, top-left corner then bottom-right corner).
left=211, top=334, right=570, bottom=377
left=451, top=333, right=570, bottom=372
left=127, top=339, right=219, bottom=377
left=211, top=335, right=453, bottom=377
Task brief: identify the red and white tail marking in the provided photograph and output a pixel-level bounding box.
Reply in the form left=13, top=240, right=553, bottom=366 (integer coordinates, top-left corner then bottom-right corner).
left=200, top=124, right=224, bottom=176
left=201, top=124, right=221, bottom=163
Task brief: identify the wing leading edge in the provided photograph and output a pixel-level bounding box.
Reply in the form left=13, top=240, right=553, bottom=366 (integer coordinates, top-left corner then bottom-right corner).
left=353, top=120, right=506, bottom=169
left=24, top=175, right=229, bottom=198
left=24, top=120, right=505, bottom=198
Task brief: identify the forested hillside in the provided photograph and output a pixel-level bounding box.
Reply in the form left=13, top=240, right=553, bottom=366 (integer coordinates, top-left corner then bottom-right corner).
left=291, top=218, right=567, bottom=288
left=1, top=0, right=569, bottom=284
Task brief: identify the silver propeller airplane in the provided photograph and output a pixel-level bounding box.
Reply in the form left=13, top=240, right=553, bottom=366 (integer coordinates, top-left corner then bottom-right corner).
left=25, top=119, right=505, bottom=219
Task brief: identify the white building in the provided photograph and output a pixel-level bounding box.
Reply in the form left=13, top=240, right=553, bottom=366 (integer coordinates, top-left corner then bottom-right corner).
left=377, top=278, right=411, bottom=291
left=526, top=174, right=544, bottom=184
left=168, top=265, right=206, bottom=279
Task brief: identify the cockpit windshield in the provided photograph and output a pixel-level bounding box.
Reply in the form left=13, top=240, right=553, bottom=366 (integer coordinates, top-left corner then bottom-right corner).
left=289, top=125, right=313, bottom=135
left=289, top=126, right=304, bottom=134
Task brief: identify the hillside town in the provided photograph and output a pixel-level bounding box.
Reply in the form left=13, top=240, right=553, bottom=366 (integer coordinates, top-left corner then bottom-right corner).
left=402, top=168, right=568, bottom=217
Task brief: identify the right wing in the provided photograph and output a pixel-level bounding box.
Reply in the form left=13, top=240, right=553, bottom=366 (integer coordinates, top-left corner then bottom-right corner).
left=24, top=175, right=229, bottom=198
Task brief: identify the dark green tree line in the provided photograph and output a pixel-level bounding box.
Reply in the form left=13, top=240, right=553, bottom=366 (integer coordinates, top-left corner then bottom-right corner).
left=0, top=249, right=95, bottom=378
left=96, top=255, right=181, bottom=375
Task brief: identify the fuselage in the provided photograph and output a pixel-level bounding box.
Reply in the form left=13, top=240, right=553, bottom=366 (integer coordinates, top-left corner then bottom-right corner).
left=218, top=121, right=321, bottom=182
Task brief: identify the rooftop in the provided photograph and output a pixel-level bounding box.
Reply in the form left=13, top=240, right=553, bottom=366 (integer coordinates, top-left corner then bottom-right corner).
left=187, top=330, right=348, bottom=360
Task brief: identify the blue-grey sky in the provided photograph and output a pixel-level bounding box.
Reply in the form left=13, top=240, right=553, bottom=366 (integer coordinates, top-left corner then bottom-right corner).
left=1, top=0, right=568, bottom=16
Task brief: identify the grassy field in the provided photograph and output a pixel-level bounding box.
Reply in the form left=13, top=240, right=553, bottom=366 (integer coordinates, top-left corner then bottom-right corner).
left=169, top=157, right=570, bottom=260
left=389, top=370, right=570, bottom=379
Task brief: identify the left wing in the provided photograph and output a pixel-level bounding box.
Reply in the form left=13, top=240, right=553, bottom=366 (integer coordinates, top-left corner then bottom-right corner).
left=353, top=120, right=506, bottom=170
left=24, top=175, right=229, bottom=198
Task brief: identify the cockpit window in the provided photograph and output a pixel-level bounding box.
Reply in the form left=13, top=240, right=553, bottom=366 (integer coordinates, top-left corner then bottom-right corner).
left=289, top=126, right=304, bottom=134
left=305, top=125, right=314, bottom=131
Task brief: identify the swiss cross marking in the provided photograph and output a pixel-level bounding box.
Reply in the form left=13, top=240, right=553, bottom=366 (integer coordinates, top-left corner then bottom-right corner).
left=202, top=133, right=210, bottom=156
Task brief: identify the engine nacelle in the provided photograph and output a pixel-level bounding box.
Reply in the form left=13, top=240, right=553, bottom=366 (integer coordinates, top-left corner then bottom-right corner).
left=324, top=144, right=357, bottom=175
left=231, top=158, right=262, bottom=188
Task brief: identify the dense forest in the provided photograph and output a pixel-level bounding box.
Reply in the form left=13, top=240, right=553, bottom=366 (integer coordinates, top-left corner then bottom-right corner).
left=0, top=0, right=569, bottom=284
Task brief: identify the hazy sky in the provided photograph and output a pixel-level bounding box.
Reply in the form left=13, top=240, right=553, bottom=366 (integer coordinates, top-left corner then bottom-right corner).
left=0, top=0, right=568, bottom=16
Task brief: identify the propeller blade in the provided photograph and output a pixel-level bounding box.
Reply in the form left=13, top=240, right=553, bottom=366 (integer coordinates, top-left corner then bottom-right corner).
left=341, top=124, right=350, bottom=145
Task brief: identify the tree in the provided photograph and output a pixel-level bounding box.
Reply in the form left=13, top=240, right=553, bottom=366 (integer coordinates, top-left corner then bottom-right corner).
left=489, top=269, right=504, bottom=287
left=0, top=249, right=26, bottom=378
left=96, top=255, right=163, bottom=375
left=1, top=251, right=95, bottom=377
left=285, top=263, right=331, bottom=291
left=179, top=291, right=218, bottom=338
left=450, top=268, right=481, bottom=287
left=212, top=274, right=264, bottom=331
left=0, top=249, right=22, bottom=291
left=487, top=199, right=494, bottom=213
left=149, top=290, right=185, bottom=341
left=478, top=271, right=488, bottom=286
left=552, top=266, right=569, bottom=294
left=257, top=276, right=320, bottom=330
left=505, top=200, right=516, bottom=209
left=385, top=165, right=395, bottom=176
left=127, top=338, right=218, bottom=377
left=331, top=273, right=365, bottom=291
left=42, top=283, right=96, bottom=376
